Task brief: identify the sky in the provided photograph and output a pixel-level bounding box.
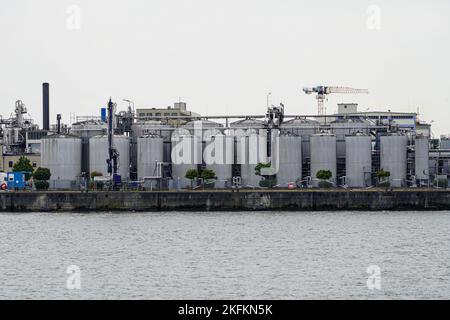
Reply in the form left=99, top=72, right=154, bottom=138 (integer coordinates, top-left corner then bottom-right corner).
left=1, top=0, right=449, bottom=136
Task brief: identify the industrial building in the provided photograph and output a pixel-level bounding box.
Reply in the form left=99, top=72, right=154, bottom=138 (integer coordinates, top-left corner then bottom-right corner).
left=0, top=83, right=449, bottom=191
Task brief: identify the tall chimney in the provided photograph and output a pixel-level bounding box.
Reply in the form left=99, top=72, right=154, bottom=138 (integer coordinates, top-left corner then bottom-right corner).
left=43, top=83, right=50, bottom=131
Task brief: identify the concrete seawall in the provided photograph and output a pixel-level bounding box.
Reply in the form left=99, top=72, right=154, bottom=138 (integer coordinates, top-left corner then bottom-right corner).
left=2, top=189, right=450, bottom=212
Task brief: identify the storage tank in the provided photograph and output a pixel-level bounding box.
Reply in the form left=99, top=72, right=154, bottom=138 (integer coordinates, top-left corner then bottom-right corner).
left=41, top=134, right=82, bottom=189
left=345, top=134, right=372, bottom=188
left=137, top=135, right=164, bottom=180
left=415, top=136, right=429, bottom=182
left=204, top=134, right=234, bottom=188
left=171, top=133, right=202, bottom=188
left=380, top=134, right=407, bottom=187
left=310, top=134, right=337, bottom=187
left=71, top=120, right=107, bottom=173
left=89, top=135, right=130, bottom=179
left=280, top=118, right=319, bottom=162
left=230, top=119, right=268, bottom=187
left=331, top=119, right=372, bottom=158
left=273, top=134, right=302, bottom=187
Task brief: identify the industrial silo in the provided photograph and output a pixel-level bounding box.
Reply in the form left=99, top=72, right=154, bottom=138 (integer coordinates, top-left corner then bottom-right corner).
left=137, top=135, right=164, bottom=180
left=331, top=118, right=372, bottom=158
left=71, top=120, right=107, bottom=173
left=131, top=121, right=172, bottom=180
left=345, top=134, right=372, bottom=188
left=310, top=134, right=337, bottom=187
left=204, top=134, right=234, bottom=188
left=380, top=134, right=407, bottom=187
left=89, top=135, right=130, bottom=179
left=273, top=134, right=302, bottom=187
left=41, top=134, right=82, bottom=189
left=280, top=118, right=319, bottom=178
left=230, top=119, right=268, bottom=187
left=415, top=136, right=429, bottom=184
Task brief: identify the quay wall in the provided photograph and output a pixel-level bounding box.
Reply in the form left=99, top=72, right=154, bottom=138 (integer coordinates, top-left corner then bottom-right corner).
left=2, top=189, right=450, bottom=212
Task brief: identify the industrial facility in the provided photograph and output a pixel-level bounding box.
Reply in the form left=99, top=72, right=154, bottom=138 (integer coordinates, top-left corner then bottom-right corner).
left=1, top=83, right=449, bottom=191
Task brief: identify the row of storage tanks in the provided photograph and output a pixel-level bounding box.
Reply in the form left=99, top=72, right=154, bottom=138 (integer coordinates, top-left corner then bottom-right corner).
left=40, top=118, right=430, bottom=188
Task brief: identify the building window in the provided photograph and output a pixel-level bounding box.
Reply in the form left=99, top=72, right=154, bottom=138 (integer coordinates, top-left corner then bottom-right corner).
left=32, top=161, right=37, bottom=168
left=139, top=113, right=145, bottom=117
left=156, top=113, right=161, bottom=117
left=146, top=113, right=152, bottom=117
left=8, top=161, right=13, bottom=168
left=171, top=113, right=178, bottom=116
left=164, top=113, right=170, bottom=116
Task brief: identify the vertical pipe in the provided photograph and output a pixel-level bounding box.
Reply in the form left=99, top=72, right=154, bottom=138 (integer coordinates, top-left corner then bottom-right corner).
left=43, top=83, right=50, bottom=131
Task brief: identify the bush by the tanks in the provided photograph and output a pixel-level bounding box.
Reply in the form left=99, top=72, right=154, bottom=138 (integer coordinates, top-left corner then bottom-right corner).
left=433, top=179, right=448, bottom=188
left=259, top=177, right=277, bottom=188
left=35, top=180, right=50, bottom=190
left=378, top=180, right=390, bottom=188
left=200, top=169, right=217, bottom=181
left=316, top=170, right=332, bottom=181
left=255, top=163, right=272, bottom=176
left=33, top=167, right=51, bottom=181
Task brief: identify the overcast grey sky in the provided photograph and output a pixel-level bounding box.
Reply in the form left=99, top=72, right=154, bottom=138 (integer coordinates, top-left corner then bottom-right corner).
left=1, top=0, right=449, bottom=135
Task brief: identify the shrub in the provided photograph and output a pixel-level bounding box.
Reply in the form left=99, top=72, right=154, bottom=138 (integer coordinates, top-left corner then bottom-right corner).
left=433, top=179, right=448, bottom=188
left=259, top=177, right=278, bottom=188
left=255, top=163, right=272, bottom=176
left=377, top=169, right=391, bottom=178
left=185, top=169, right=198, bottom=180
left=316, top=170, right=332, bottom=181
left=35, top=180, right=50, bottom=190
left=33, top=167, right=51, bottom=181
left=200, top=169, right=217, bottom=180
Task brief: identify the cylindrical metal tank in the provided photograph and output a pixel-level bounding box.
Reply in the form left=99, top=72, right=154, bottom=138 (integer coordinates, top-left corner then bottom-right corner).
left=345, top=135, right=372, bottom=188
left=137, top=135, right=164, bottom=180
left=229, top=119, right=268, bottom=187
left=415, top=136, right=429, bottom=182
left=310, top=134, right=337, bottom=187
left=204, top=134, right=234, bottom=188
left=71, top=121, right=107, bottom=173
left=331, top=119, right=372, bottom=158
left=380, top=134, right=407, bottom=187
left=271, top=134, right=302, bottom=187
left=41, top=134, right=82, bottom=188
left=280, top=118, right=319, bottom=165
left=89, top=135, right=130, bottom=179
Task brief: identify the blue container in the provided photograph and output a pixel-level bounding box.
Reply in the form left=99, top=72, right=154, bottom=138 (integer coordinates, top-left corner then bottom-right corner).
left=7, top=172, right=26, bottom=189
left=101, top=108, right=107, bottom=122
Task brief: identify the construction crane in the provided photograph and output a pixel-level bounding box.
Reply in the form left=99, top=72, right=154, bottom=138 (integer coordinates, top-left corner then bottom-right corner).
left=303, top=86, right=369, bottom=115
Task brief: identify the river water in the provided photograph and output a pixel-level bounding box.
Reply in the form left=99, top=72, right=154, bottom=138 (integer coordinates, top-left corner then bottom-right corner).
left=0, top=211, right=449, bottom=300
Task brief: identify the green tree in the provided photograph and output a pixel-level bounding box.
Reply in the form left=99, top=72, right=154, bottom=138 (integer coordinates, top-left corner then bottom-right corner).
left=377, top=169, right=391, bottom=187
left=200, top=169, right=217, bottom=180
left=33, top=167, right=51, bottom=190
left=316, top=170, right=333, bottom=188
left=33, top=167, right=51, bottom=181
left=13, top=156, right=34, bottom=180
left=185, top=169, right=199, bottom=189
left=255, top=163, right=272, bottom=176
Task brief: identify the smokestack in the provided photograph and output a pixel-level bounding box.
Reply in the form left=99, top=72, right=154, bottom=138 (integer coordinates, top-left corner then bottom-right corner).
left=57, top=114, right=62, bottom=134
left=43, top=83, right=50, bottom=131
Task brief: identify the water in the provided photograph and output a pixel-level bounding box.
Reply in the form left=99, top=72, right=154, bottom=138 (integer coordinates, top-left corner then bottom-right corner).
left=0, top=211, right=449, bottom=300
